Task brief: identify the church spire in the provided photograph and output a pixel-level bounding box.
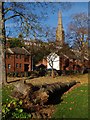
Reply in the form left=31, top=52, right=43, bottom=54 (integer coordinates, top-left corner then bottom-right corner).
left=58, top=11, right=62, bottom=26
left=56, top=11, right=64, bottom=46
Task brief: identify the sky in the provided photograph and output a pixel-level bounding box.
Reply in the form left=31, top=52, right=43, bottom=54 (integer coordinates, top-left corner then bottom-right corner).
left=44, top=2, right=88, bottom=32
left=5, top=2, right=88, bottom=42
left=2, top=0, right=90, bottom=2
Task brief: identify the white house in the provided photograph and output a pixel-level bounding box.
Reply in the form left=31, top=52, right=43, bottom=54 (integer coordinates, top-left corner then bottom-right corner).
left=47, top=52, right=60, bottom=70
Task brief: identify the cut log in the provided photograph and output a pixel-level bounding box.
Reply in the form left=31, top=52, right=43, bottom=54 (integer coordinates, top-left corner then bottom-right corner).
left=11, top=80, right=80, bottom=105
left=13, top=80, right=33, bottom=95
left=30, top=80, right=79, bottom=105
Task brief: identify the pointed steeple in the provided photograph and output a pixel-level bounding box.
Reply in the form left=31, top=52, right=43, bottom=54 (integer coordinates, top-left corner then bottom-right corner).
left=58, top=11, right=62, bottom=26
left=56, top=11, right=64, bottom=46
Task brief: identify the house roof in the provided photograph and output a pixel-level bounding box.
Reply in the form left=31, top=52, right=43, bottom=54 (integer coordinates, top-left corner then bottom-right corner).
left=56, top=47, right=78, bottom=59
left=6, top=47, right=30, bottom=55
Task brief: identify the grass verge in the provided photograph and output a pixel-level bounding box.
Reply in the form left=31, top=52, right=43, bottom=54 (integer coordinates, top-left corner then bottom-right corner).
left=2, top=84, right=14, bottom=104
left=52, top=83, right=88, bottom=118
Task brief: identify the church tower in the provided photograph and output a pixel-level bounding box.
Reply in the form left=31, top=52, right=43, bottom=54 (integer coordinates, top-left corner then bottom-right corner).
left=56, top=11, right=65, bottom=46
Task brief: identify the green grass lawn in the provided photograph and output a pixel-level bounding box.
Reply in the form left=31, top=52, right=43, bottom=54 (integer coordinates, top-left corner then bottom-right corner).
left=2, top=74, right=88, bottom=119
left=2, top=84, right=14, bottom=104
left=52, top=83, right=88, bottom=118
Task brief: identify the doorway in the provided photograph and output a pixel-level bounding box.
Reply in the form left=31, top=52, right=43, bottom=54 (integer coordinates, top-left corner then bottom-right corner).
left=24, top=64, right=29, bottom=71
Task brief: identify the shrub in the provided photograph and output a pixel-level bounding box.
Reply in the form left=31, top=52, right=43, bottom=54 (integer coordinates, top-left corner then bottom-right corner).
left=57, top=70, right=62, bottom=76
left=65, top=70, right=74, bottom=75
left=24, top=72, right=28, bottom=77
left=2, top=99, right=31, bottom=119
left=38, top=69, right=46, bottom=76
left=24, top=72, right=32, bottom=77
left=30, top=70, right=39, bottom=78
left=21, top=72, right=24, bottom=77
left=7, top=72, right=14, bottom=77
left=14, top=72, right=18, bottom=77
left=46, top=69, right=59, bottom=77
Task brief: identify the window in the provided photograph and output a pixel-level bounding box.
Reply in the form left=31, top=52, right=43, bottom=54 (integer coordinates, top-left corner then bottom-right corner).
left=16, top=63, right=18, bottom=68
left=20, top=63, right=22, bottom=68
left=8, top=64, right=11, bottom=69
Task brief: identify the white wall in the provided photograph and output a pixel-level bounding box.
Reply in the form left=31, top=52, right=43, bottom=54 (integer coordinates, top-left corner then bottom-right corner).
left=47, top=53, right=60, bottom=70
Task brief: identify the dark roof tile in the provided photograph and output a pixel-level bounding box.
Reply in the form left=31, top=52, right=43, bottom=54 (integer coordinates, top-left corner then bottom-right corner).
left=6, top=47, right=30, bottom=55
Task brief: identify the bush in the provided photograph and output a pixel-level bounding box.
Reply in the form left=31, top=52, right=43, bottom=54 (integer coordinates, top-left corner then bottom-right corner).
left=57, top=70, right=62, bottom=76
left=30, top=70, right=39, bottom=77
left=39, top=69, right=46, bottom=76
left=14, top=72, right=18, bottom=77
left=65, top=70, right=77, bottom=75
left=7, top=71, right=41, bottom=78
left=7, top=72, right=14, bottom=77
left=21, top=72, right=24, bottom=77
left=46, top=69, right=59, bottom=76
left=24, top=72, right=28, bottom=77
left=2, top=99, right=31, bottom=119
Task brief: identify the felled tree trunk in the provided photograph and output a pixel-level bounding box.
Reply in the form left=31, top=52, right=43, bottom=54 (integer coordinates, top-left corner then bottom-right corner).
left=10, top=80, right=80, bottom=118
left=30, top=80, right=80, bottom=105
left=12, top=80, right=80, bottom=106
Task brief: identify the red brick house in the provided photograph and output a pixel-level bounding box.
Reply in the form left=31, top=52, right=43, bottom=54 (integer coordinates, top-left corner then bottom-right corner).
left=6, top=47, right=31, bottom=73
left=36, top=49, right=89, bottom=72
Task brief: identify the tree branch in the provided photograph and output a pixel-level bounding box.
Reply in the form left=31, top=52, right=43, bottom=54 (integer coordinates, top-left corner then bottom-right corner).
left=4, top=7, right=13, bottom=14
left=4, top=14, right=20, bottom=21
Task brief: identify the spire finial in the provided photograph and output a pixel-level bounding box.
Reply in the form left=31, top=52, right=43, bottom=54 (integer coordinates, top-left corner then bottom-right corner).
left=58, top=10, right=62, bottom=25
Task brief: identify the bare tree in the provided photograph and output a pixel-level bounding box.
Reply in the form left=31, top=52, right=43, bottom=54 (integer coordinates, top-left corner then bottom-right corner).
left=47, top=52, right=59, bottom=78
left=0, top=2, right=7, bottom=84
left=67, top=13, right=88, bottom=63
left=0, top=2, right=72, bottom=83
left=0, top=2, right=49, bottom=84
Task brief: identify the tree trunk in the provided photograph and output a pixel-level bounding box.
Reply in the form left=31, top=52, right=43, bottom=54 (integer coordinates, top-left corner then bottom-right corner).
left=51, top=68, right=53, bottom=78
left=30, top=80, right=79, bottom=105
left=0, top=2, right=7, bottom=84
left=51, top=62, right=55, bottom=78
left=81, top=34, right=85, bottom=64
left=11, top=80, right=80, bottom=106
